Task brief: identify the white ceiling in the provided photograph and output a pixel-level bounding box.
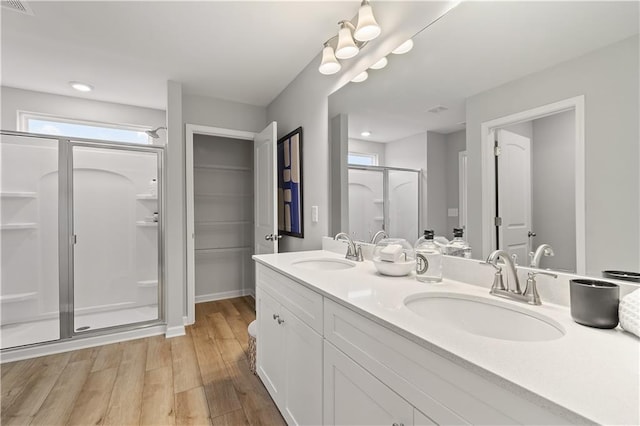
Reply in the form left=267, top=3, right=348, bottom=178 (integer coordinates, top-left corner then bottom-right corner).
left=1, top=1, right=365, bottom=110
left=329, top=1, right=639, bottom=143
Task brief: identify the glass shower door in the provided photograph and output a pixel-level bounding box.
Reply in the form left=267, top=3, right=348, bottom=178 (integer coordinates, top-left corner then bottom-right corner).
left=71, top=144, right=161, bottom=333
left=387, top=170, right=419, bottom=243
left=348, top=168, right=384, bottom=242
left=0, top=134, right=60, bottom=349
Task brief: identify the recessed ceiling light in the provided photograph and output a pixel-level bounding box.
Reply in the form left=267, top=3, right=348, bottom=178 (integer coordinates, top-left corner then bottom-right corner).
left=351, top=71, right=368, bottom=83
left=69, top=81, right=93, bottom=92
left=392, top=39, right=414, bottom=55
left=361, top=131, right=371, bottom=137
left=369, top=57, right=388, bottom=70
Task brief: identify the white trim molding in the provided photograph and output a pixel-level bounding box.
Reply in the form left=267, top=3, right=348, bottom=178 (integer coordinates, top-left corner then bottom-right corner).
left=195, top=289, right=253, bottom=304
left=480, top=95, right=585, bottom=274
left=185, top=124, right=256, bottom=325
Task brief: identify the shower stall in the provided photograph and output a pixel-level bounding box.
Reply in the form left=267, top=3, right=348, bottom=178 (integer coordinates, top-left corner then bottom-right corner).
left=0, top=131, right=164, bottom=351
left=348, top=165, right=421, bottom=243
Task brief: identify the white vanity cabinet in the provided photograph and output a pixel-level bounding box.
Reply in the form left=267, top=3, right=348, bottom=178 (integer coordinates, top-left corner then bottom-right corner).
left=255, top=263, right=576, bottom=426
left=256, top=265, right=323, bottom=426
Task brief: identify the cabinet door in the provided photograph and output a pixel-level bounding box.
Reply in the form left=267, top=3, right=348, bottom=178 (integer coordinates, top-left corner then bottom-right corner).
left=282, top=308, right=323, bottom=426
left=324, top=341, right=413, bottom=426
left=256, top=288, right=285, bottom=404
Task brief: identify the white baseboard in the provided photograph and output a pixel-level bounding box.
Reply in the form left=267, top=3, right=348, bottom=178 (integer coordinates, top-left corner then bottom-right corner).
left=1, top=325, right=166, bottom=364
left=195, top=289, right=252, bottom=304
left=165, top=324, right=186, bottom=338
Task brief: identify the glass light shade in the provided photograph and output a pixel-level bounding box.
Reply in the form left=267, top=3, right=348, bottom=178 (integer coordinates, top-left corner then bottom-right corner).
left=351, top=71, right=368, bottom=83
left=392, top=39, right=414, bottom=55
left=354, top=4, right=381, bottom=41
left=319, top=45, right=341, bottom=75
left=335, top=26, right=359, bottom=59
left=369, top=57, right=388, bottom=70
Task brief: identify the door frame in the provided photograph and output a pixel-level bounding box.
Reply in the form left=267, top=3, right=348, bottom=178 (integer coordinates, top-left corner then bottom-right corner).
left=480, top=95, right=585, bottom=273
left=185, top=124, right=256, bottom=325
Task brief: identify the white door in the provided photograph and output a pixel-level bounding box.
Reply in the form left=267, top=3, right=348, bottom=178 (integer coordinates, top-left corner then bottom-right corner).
left=323, top=340, right=413, bottom=426
left=496, top=129, right=532, bottom=264
left=254, top=122, right=279, bottom=254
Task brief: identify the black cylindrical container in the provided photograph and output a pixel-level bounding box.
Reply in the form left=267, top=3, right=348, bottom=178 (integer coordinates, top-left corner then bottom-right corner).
left=569, top=279, right=619, bottom=328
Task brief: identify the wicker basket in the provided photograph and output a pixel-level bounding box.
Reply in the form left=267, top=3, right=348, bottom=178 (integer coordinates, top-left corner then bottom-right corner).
left=248, top=320, right=257, bottom=375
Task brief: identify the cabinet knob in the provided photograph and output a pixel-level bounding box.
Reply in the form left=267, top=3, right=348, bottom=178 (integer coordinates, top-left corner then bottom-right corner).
left=273, top=314, right=280, bottom=320
left=277, top=318, right=285, bottom=325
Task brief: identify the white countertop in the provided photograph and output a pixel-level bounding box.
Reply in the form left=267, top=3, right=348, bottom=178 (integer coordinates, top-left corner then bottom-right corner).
left=253, top=249, right=640, bottom=425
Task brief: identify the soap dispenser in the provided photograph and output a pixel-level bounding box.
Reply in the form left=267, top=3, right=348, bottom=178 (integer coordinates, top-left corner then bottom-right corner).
left=414, top=230, right=443, bottom=283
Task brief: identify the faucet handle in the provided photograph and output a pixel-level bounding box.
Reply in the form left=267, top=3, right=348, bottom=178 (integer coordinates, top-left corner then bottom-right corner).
left=355, top=244, right=364, bottom=262
left=523, top=271, right=557, bottom=305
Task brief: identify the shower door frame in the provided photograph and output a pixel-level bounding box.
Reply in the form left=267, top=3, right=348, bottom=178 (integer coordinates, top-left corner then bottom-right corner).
left=0, top=130, right=165, bottom=349
left=347, top=164, right=422, bottom=237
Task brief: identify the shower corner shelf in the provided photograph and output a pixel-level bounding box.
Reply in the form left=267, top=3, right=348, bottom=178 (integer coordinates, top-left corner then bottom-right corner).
left=0, top=192, right=37, bottom=198
left=1, top=223, right=38, bottom=230
left=136, top=194, right=158, bottom=200
left=136, top=221, right=158, bottom=227
left=0, top=292, right=38, bottom=303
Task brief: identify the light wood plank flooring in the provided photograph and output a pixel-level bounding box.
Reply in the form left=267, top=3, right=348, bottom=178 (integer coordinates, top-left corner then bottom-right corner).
left=1, top=297, right=285, bottom=426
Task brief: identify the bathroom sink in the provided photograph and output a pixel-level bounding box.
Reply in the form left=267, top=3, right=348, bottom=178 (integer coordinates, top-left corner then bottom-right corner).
left=292, top=258, right=356, bottom=271
left=404, top=293, right=564, bottom=342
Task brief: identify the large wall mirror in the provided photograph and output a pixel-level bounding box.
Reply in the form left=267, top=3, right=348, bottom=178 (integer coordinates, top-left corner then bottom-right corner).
left=329, top=1, right=639, bottom=279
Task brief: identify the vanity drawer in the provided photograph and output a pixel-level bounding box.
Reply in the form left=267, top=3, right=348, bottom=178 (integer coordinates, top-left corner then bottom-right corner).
left=256, top=264, right=323, bottom=333
left=324, top=299, right=572, bottom=425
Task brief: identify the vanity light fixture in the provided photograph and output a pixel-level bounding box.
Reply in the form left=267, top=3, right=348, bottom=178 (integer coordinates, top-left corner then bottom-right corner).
left=317, top=1, right=381, bottom=75
left=392, top=39, right=414, bottom=55
left=319, top=42, right=342, bottom=75
left=369, top=57, right=388, bottom=70
left=69, top=81, right=93, bottom=92
left=361, top=131, right=372, bottom=137
left=335, top=21, right=360, bottom=59
left=351, top=71, right=369, bottom=83
left=354, top=0, right=381, bottom=42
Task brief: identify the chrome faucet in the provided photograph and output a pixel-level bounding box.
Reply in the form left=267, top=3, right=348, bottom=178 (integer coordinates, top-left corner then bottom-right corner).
left=483, top=249, right=557, bottom=305
left=530, top=244, right=554, bottom=268
left=370, top=230, right=388, bottom=244
left=334, top=232, right=364, bottom=262
left=487, top=250, right=522, bottom=294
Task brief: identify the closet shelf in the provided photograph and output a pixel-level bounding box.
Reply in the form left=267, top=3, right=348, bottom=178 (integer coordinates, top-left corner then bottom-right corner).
left=137, top=280, right=158, bottom=288
left=136, top=221, right=158, bottom=227
left=195, top=194, right=252, bottom=200
left=1, top=223, right=38, bottom=230
left=0, top=292, right=38, bottom=303
left=194, top=165, right=251, bottom=172
left=195, top=247, right=251, bottom=254
left=195, top=220, right=251, bottom=227
left=0, top=192, right=37, bottom=198
left=136, top=194, right=158, bottom=200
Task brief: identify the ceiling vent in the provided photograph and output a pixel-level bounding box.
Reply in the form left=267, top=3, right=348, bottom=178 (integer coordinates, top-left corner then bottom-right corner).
left=426, top=105, right=448, bottom=114
left=1, top=0, right=34, bottom=15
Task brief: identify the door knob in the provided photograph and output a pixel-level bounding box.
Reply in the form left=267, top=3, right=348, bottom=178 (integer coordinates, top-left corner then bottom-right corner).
left=265, top=234, right=273, bottom=241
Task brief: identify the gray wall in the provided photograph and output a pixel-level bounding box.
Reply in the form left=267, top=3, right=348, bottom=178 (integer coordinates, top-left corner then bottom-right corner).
left=532, top=110, right=576, bottom=271
left=444, top=130, right=466, bottom=238
left=465, top=35, right=639, bottom=275
left=183, top=94, right=266, bottom=133
left=426, top=132, right=447, bottom=237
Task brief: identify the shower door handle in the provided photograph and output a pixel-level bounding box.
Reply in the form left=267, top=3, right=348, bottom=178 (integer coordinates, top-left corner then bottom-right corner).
left=71, top=234, right=77, bottom=245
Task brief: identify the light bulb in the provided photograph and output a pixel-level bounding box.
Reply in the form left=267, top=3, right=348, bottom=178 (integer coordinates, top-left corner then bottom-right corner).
left=351, top=71, right=368, bottom=83
left=354, top=1, right=381, bottom=42
left=370, top=57, right=388, bottom=70
left=69, top=81, right=93, bottom=92
left=335, top=23, right=359, bottom=59
left=392, top=39, right=414, bottom=55
left=319, top=45, right=341, bottom=75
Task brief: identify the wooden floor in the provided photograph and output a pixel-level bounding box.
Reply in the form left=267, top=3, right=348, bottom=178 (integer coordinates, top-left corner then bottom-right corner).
left=1, top=297, right=286, bottom=426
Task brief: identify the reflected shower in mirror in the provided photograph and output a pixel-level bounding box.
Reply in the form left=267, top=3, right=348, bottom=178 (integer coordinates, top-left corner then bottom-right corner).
left=329, top=1, right=639, bottom=278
